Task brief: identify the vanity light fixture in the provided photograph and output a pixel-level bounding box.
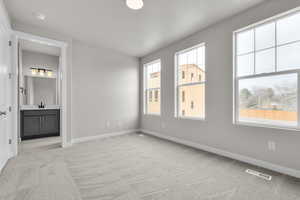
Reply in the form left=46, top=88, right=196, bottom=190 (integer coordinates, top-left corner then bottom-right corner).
left=126, top=0, right=144, bottom=10
left=30, top=67, right=53, bottom=77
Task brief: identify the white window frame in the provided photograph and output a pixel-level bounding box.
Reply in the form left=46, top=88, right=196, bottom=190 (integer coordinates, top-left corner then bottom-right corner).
left=233, top=7, right=300, bottom=131
left=175, top=43, right=206, bottom=120
left=143, top=59, right=161, bottom=116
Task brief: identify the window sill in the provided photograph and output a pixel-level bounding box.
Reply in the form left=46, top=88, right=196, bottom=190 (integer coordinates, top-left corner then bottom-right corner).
left=144, top=113, right=161, bottom=117
left=176, top=116, right=206, bottom=121
left=234, top=121, right=300, bottom=132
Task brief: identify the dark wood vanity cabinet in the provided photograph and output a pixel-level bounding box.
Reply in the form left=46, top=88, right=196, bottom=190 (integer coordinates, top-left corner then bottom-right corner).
left=21, top=109, right=60, bottom=140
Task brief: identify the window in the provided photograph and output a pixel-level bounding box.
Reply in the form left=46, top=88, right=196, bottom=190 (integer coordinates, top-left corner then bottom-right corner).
left=234, top=10, right=300, bottom=129
left=182, top=71, right=185, bottom=79
left=176, top=44, right=205, bottom=119
left=149, top=91, right=153, bottom=102
left=154, top=90, right=159, bottom=102
left=191, top=101, right=194, bottom=109
left=144, top=60, right=161, bottom=115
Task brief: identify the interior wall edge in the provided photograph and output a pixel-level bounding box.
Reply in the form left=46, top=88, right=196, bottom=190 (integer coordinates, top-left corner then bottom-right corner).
left=0, top=0, right=11, bottom=30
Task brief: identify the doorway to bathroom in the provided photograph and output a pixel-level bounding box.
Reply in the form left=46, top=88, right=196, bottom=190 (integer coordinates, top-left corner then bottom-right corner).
left=12, top=31, right=68, bottom=155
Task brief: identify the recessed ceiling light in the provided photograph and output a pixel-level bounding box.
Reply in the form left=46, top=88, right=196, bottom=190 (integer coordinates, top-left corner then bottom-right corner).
left=34, top=12, right=46, bottom=21
left=126, top=0, right=144, bottom=10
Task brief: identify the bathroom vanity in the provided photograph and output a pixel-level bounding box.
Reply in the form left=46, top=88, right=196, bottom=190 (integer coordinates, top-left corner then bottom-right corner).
left=20, top=108, right=60, bottom=140
left=18, top=49, right=61, bottom=140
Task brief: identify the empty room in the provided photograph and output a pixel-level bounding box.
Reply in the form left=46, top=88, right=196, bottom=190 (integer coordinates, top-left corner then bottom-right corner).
left=0, top=0, right=300, bottom=199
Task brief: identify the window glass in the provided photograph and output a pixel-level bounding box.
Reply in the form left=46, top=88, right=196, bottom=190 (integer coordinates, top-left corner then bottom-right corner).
left=255, top=22, right=275, bottom=50
left=179, top=84, right=205, bottom=118
left=237, top=53, right=254, bottom=77
left=237, top=29, right=254, bottom=55
left=179, top=52, right=187, bottom=66
left=176, top=45, right=205, bottom=119
left=197, top=46, right=206, bottom=67
left=155, top=90, right=159, bottom=102
left=149, top=91, right=152, bottom=102
left=277, top=42, right=300, bottom=71
left=239, top=74, right=297, bottom=127
left=144, top=60, right=161, bottom=115
left=255, top=48, right=275, bottom=74
left=277, top=13, right=300, bottom=45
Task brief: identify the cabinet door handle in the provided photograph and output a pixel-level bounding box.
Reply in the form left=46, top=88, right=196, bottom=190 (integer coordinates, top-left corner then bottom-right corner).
left=40, top=117, right=42, bottom=129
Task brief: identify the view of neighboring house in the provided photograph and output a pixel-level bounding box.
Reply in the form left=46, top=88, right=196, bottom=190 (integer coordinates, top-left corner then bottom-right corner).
left=147, top=71, right=161, bottom=114
left=147, top=64, right=205, bottom=117
left=178, top=64, right=205, bottom=118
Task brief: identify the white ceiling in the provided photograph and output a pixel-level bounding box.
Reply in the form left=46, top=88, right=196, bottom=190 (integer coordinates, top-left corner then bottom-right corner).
left=4, top=0, right=267, bottom=57
left=20, top=39, right=61, bottom=56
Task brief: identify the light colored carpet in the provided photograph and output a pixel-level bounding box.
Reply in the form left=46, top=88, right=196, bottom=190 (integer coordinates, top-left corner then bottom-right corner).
left=0, top=133, right=300, bottom=200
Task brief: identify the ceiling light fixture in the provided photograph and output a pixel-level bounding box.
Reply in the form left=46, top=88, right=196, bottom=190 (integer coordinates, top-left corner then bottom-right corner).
left=34, top=12, right=46, bottom=21
left=126, top=0, right=144, bottom=10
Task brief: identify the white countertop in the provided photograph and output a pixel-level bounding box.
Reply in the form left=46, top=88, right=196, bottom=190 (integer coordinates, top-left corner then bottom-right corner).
left=20, top=105, right=61, bottom=110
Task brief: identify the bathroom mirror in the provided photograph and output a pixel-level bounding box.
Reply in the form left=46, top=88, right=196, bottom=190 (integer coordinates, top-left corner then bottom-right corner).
left=19, top=49, right=60, bottom=107
left=22, top=76, right=58, bottom=106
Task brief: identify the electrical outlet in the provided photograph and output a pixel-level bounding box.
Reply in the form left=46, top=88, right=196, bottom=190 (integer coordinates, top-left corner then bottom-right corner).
left=106, top=121, right=110, bottom=128
left=117, top=120, right=122, bottom=128
left=268, top=141, right=276, bottom=151
left=272, top=142, right=276, bottom=151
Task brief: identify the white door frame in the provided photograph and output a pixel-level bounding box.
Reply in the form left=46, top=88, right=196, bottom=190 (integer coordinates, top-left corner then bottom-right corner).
left=0, top=17, right=12, bottom=172
left=12, top=31, right=68, bottom=156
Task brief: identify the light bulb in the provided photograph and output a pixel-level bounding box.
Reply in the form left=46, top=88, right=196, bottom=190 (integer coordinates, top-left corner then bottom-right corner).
left=31, top=68, right=37, bottom=75
left=47, top=70, right=53, bottom=77
left=126, top=0, right=144, bottom=10
left=39, top=69, right=45, bottom=76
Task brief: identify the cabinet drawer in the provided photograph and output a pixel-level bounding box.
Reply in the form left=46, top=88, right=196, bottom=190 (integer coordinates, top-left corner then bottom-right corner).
left=22, top=109, right=59, bottom=116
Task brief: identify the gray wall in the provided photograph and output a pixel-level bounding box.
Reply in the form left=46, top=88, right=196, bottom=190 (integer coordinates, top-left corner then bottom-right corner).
left=140, top=0, right=300, bottom=171
left=12, top=25, right=140, bottom=142
left=71, top=41, right=139, bottom=139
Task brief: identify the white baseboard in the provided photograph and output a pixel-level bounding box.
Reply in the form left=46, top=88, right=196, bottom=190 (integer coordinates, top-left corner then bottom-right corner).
left=140, top=129, right=300, bottom=179
left=71, top=129, right=138, bottom=144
